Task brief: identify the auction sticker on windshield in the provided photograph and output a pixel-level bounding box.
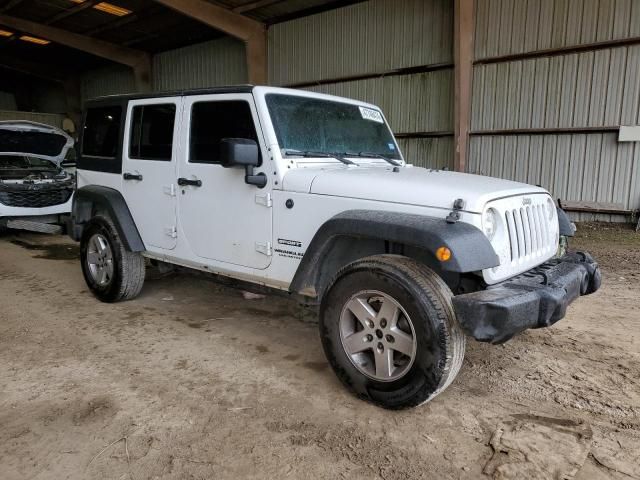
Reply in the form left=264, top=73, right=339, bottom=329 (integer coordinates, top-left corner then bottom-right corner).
left=359, top=106, right=384, bottom=123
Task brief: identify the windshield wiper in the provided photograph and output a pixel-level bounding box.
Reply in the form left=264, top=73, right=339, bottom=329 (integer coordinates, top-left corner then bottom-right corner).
left=283, top=149, right=356, bottom=165
left=348, top=151, right=401, bottom=167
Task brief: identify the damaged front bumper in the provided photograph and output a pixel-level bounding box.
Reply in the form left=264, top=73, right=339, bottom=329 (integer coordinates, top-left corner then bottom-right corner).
left=452, top=252, right=601, bottom=344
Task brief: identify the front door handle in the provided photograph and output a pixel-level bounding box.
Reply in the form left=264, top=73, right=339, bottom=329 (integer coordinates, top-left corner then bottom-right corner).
left=123, top=172, right=143, bottom=181
left=177, top=177, right=202, bottom=187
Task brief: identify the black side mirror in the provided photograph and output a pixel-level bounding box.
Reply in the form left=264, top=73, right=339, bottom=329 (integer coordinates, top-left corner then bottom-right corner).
left=219, top=138, right=266, bottom=188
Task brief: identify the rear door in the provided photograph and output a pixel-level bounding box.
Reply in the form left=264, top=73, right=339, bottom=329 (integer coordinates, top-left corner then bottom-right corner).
left=122, top=97, right=181, bottom=250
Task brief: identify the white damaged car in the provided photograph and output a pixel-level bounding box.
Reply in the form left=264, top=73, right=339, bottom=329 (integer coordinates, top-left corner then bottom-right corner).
left=0, top=121, right=75, bottom=233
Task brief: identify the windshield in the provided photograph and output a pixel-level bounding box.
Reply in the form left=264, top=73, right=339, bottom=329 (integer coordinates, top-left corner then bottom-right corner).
left=265, top=94, right=401, bottom=160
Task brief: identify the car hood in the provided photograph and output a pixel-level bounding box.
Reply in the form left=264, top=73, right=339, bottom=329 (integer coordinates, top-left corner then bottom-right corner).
left=282, top=165, right=548, bottom=213
left=0, top=121, right=74, bottom=166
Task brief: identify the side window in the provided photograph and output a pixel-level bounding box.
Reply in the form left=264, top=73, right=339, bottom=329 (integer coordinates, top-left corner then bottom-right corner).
left=82, top=106, right=122, bottom=158
left=189, top=100, right=259, bottom=164
left=129, top=104, right=176, bottom=161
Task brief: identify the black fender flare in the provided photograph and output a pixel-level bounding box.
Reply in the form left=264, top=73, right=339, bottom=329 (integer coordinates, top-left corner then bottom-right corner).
left=69, top=185, right=145, bottom=252
left=556, top=206, right=575, bottom=237
left=290, top=210, right=499, bottom=297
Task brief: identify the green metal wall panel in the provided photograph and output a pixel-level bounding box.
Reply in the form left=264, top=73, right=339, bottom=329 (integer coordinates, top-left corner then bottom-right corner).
left=153, top=37, right=247, bottom=91
left=268, top=0, right=453, bottom=86
left=80, top=38, right=247, bottom=102
left=305, top=70, right=453, bottom=134
left=469, top=133, right=640, bottom=220
left=397, top=137, right=454, bottom=170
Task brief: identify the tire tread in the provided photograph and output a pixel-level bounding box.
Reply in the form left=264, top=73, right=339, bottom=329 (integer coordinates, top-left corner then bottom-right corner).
left=323, top=254, right=466, bottom=409
left=81, top=215, right=145, bottom=302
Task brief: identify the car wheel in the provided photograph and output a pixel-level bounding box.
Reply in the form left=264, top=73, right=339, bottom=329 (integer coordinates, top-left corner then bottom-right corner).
left=320, top=255, right=466, bottom=409
left=80, top=215, right=145, bottom=302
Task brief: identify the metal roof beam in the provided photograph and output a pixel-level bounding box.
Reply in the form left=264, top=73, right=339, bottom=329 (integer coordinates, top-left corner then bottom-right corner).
left=0, top=14, right=151, bottom=91
left=0, top=52, right=67, bottom=82
left=0, top=0, right=27, bottom=13
left=45, top=0, right=100, bottom=25
left=154, top=0, right=263, bottom=40
left=232, top=0, right=285, bottom=14
left=153, top=0, right=267, bottom=84
left=84, top=12, right=139, bottom=35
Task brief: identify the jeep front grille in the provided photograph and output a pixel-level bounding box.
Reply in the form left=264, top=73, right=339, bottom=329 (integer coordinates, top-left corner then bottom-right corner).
left=504, top=203, right=554, bottom=262
left=0, top=184, right=73, bottom=208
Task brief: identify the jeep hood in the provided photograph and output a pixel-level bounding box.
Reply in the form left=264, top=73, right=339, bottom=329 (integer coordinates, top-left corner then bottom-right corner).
left=0, top=121, right=74, bottom=166
left=282, top=166, right=548, bottom=213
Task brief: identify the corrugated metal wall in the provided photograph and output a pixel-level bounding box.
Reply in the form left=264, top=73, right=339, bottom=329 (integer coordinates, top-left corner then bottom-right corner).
left=471, top=0, right=640, bottom=221
left=0, top=110, right=64, bottom=128
left=305, top=70, right=453, bottom=135
left=475, top=0, right=640, bottom=59
left=81, top=65, right=136, bottom=103
left=470, top=133, right=639, bottom=212
left=472, top=46, right=640, bottom=130
left=80, top=38, right=247, bottom=103
left=153, top=37, right=247, bottom=91
left=269, top=0, right=454, bottom=169
left=268, top=0, right=452, bottom=85
left=0, top=92, right=17, bottom=111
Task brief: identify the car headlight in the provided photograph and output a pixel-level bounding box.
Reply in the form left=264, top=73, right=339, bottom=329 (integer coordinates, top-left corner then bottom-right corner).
left=482, top=208, right=499, bottom=241
left=546, top=198, right=555, bottom=220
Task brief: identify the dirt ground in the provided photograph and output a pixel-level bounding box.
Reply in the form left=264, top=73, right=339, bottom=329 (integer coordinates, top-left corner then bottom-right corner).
left=0, top=222, right=638, bottom=480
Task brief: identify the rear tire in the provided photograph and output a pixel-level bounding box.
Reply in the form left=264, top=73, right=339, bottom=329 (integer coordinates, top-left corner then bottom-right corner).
left=80, top=215, right=145, bottom=302
left=320, top=255, right=465, bottom=409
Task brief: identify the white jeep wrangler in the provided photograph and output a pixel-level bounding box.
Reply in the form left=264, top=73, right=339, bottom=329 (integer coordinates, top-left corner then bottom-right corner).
left=69, top=86, right=600, bottom=409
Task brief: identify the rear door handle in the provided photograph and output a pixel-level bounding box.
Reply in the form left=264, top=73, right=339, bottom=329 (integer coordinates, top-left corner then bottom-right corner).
left=123, top=172, right=143, bottom=181
left=177, top=177, right=202, bottom=187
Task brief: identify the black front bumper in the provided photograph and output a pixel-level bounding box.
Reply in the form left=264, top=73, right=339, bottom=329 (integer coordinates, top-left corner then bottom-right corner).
left=452, top=252, right=601, bottom=344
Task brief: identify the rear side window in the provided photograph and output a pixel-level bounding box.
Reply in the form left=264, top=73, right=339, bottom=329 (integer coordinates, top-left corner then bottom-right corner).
left=190, top=100, right=259, bottom=164
left=82, top=106, right=122, bottom=158
left=129, top=104, right=176, bottom=161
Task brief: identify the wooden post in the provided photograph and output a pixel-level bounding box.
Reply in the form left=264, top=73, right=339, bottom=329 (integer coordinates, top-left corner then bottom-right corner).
left=454, top=0, right=475, bottom=173
left=246, top=32, right=268, bottom=85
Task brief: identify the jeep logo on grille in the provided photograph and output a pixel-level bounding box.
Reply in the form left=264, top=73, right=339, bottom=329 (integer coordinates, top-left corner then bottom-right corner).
left=522, top=197, right=532, bottom=205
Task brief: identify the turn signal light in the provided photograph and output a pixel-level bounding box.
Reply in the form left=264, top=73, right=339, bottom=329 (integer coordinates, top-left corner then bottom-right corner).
left=436, top=247, right=452, bottom=262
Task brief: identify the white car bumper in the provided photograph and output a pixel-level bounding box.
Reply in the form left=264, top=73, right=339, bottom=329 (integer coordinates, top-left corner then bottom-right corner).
left=0, top=194, right=73, bottom=219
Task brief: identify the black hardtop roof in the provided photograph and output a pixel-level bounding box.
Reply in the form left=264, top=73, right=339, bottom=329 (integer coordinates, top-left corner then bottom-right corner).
left=85, top=85, right=255, bottom=106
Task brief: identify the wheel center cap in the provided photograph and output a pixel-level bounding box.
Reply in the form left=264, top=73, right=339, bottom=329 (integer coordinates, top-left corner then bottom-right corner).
left=375, top=329, right=383, bottom=339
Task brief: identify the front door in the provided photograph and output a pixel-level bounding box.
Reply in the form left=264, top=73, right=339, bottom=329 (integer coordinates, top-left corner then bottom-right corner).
left=177, top=93, right=272, bottom=269
left=122, top=97, right=181, bottom=250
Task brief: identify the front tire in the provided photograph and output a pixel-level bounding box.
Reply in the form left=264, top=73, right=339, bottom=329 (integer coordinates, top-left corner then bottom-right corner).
left=80, top=215, right=145, bottom=302
left=320, top=255, right=465, bottom=409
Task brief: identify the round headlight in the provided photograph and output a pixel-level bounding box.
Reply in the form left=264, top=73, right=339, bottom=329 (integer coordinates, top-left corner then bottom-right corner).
left=546, top=198, right=555, bottom=220
left=483, top=208, right=498, bottom=241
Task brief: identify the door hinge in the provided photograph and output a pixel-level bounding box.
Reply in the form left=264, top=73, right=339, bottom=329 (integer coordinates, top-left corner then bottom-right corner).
left=255, top=193, right=273, bottom=208
left=163, top=184, right=177, bottom=197
left=255, top=241, right=272, bottom=256
left=164, top=226, right=177, bottom=238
